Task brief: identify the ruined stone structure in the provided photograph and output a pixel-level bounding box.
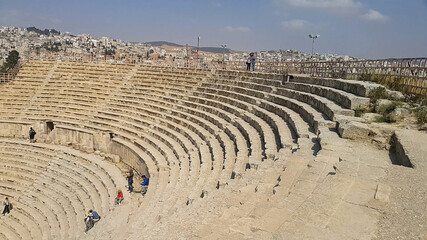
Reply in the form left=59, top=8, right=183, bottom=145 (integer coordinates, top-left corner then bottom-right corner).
left=0, top=60, right=424, bottom=239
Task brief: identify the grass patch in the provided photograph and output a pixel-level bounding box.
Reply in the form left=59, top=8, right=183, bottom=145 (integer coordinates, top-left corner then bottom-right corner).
left=406, top=95, right=427, bottom=107
left=354, top=106, right=373, bottom=117
left=359, top=73, right=406, bottom=90
left=368, top=87, right=388, bottom=104
left=415, top=107, right=427, bottom=124
left=375, top=101, right=403, bottom=123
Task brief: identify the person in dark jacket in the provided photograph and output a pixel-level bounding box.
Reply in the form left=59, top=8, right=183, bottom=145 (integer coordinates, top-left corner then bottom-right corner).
left=246, top=56, right=251, bottom=71
left=29, top=127, right=36, bottom=143
left=2, top=197, right=10, bottom=215
left=126, top=169, right=134, bottom=193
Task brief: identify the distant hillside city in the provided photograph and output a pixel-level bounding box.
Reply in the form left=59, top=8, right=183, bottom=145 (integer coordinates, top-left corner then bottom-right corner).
left=0, top=26, right=360, bottom=64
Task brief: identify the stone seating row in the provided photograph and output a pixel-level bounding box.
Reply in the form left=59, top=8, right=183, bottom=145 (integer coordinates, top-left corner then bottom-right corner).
left=107, top=93, right=250, bottom=172
left=81, top=77, right=258, bottom=223
left=207, top=78, right=355, bottom=119
left=128, top=75, right=310, bottom=143
left=90, top=106, right=219, bottom=211
left=89, top=84, right=300, bottom=227
left=0, top=139, right=125, bottom=240
left=123, top=81, right=298, bottom=153
left=0, top=159, right=93, bottom=239
left=212, top=72, right=378, bottom=113
left=138, top=66, right=209, bottom=78
left=0, top=60, right=390, bottom=239
left=4, top=60, right=314, bottom=171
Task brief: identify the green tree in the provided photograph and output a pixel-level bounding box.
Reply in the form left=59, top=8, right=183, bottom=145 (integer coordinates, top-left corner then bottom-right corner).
left=2, top=50, right=20, bottom=72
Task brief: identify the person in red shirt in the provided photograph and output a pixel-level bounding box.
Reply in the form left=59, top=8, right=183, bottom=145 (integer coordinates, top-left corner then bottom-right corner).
left=115, top=189, right=124, bottom=205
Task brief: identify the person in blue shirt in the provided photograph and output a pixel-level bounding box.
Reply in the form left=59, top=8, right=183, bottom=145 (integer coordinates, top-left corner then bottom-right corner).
left=90, top=209, right=101, bottom=222
left=250, top=52, right=256, bottom=72
left=84, top=210, right=101, bottom=234
left=141, top=175, right=149, bottom=196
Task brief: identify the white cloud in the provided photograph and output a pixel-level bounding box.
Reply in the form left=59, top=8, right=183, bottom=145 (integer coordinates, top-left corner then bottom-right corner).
left=223, top=26, right=251, bottom=33
left=362, top=9, right=388, bottom=22
left=277, top=0, right=389, bottom=24
left=210, top=0, right=222, bottom=7
left=281, top=20, right=310, bottom=30
left=284, top=0, right=362, bottom=10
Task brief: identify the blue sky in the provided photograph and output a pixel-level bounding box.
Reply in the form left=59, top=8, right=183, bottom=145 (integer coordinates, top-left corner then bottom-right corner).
left=0, top=0, right=426, bottom=59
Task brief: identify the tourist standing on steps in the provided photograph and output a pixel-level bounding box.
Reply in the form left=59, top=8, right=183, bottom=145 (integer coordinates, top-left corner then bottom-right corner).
left=29, top=127, right=36, bottom=143
left=115, top=189, right=124, bottom=205
left=246, top=55, right=252, bottom=71
left=2, top=197, right=11, bottom=215
left=250, top=52, right=256, bottom=72
left=126, top=169, right=134, bottom=193
left=141, top=175, right=149, bottom=196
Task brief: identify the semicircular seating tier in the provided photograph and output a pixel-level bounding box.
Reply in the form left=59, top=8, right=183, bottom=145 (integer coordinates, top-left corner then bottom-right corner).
left=0, top=60, right=391, bottom=240
left=0, top=138, right=127, bottom=240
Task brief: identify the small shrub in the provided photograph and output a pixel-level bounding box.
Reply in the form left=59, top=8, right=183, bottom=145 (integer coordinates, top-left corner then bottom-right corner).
left=416, top=97, right=427, bottom=107
left=415, top=107, right=427, bottom=124
left=376, top=113, right=401, bottom=123
left=331, top=70, right=347, bottom=79
left=376, top=101, right=402, bottom=114
left=359, top=73, right=373, bottom=82
left=375, top=101, right=403, bottom=123
left=368, top=87, right=388, bottom=104
left=406, top=95, right=427, bottom=107
left=359, top=73, right=407, bottom=93
left=354, top=106, right=373, bottom=117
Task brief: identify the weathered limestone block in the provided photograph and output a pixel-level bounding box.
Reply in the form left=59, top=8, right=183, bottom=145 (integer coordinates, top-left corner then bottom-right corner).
left=374, top=183, right=392, bottom=203
left=390, top=107, right=410, bottom=121
left=386, top=89, right=404, bottom=100
left=391, top=130, right=427, bottom=169
left=338, top=121, right=371, bottom=140
left=110, top=154, right=121, bottom=163
left=375, top=99, right=393, bottom=112
left=335, top=115, right=365, bottom=125
left=361, top=113, right=382, bottom=123
left=93, top=132, right=111, bottom=152
left=292, top=76, right=383, bottom=97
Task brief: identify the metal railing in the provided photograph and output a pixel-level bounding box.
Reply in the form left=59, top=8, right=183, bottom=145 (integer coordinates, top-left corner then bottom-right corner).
left=25, top=52, right=427, bottom=95
left=0, top=61, right=24, bottom=84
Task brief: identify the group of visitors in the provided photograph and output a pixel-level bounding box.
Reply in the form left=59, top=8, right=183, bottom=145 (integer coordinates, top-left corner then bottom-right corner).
left=84, top=209, right=101, bottom=234
left=125, top=169, right=149, bottom=196
left=246, top=52, right=256, bottom=72
left=84, top=168, right=151, bottom=234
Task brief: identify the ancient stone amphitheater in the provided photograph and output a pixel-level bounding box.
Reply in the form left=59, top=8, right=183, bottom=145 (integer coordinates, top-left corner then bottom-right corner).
left=0, top=60, right=425, bottom=240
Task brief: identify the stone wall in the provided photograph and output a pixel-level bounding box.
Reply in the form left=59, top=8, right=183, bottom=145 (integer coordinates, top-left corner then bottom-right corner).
left=110, top=139, right=149, bottom=176
left=0, top=121, right=31, bottom=138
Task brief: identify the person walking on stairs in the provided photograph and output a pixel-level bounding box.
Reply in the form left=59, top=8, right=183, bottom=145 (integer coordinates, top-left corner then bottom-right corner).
left=29, top=127, right=36, bottom=143
left=126, top=169, right=134, bottom=193
left=2, top=197, right=11, bottom=215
